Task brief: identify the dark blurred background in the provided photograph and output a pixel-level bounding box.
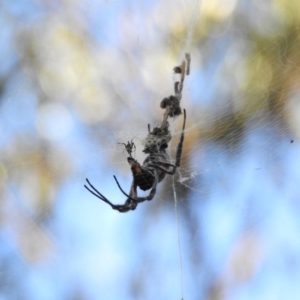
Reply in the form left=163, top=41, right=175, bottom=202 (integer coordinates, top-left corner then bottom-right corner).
left=1, top=0, right=300, bottom=299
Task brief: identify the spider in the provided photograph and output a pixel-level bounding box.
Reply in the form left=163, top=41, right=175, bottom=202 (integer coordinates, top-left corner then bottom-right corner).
left=85, top=110, right=186, bottom=212
left=85, top=54, right=190, bottom=213
left=118, top=139, right=136, bottom=157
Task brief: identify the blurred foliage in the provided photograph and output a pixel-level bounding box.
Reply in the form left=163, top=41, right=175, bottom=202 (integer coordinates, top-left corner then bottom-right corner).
left=1, top=0, right=300, bottom=299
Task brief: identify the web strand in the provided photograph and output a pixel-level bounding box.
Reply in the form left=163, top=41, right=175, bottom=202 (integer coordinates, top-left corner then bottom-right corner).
left=172, top=176, right=184, bottom=300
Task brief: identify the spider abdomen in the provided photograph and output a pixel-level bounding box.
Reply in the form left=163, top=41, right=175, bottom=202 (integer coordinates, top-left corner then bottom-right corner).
left=134, top=171, right=155, bottom=191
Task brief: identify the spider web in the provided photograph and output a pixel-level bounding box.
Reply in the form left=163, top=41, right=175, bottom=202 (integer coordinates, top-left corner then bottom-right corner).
left=1, top=1, right=300, bottom=300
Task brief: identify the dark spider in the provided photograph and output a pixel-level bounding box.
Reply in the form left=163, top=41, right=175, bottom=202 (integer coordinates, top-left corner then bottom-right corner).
left=84, top=54, right=190, bottom=213
left=85, top=110, right=186, bottom=212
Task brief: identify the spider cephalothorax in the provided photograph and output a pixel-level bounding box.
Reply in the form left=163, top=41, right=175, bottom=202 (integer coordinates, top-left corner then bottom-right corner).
left=85, top=54, right=190, bottom=213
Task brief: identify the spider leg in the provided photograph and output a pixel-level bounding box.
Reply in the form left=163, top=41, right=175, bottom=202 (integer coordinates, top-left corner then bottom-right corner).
left=149, top=161, right=177, bottom=175
left=185, top=53, right=191, bottom=75
left=85, top=178, right=137, bottom=213
left=179, top=60, right=186, bottom=93
left=113, top=176, right=137, bottom=202
left=175, top=82, right=180, bottom=96
left=112, top=177, right=141, bottom=211
left=175, top=109, right=186, bottom=167
left=84, top=178, right=116, bottom=208
left=114, top=172, right=159, bottom=206
left=115, top=172, right=159, bottom=203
